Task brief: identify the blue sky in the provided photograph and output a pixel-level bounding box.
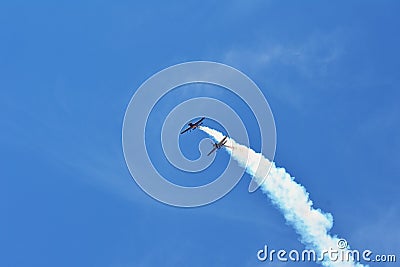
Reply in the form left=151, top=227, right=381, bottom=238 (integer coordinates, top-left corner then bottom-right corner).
left=1, top=1, right=399, bottom=266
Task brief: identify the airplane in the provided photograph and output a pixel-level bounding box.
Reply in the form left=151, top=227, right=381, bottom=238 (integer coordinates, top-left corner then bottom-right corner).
left=207, top=136, right=229, bottom=156
left=180, top=117, right=205, bottom=134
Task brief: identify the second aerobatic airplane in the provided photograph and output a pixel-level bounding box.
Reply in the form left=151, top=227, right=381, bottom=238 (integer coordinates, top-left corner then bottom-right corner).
left=207, top=136, right=229, bottom=156
left=180, top=117, right=205, bottom=134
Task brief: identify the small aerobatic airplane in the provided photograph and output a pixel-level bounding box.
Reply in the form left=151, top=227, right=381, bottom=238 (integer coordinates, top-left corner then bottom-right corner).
left=207, top=136, right=229, bottom=156
left=180, top=117, right=205, bottom=134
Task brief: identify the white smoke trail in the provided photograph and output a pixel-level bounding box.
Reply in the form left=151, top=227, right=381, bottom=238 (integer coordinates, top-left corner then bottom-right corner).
left=200, top=126, right=366, bottom=267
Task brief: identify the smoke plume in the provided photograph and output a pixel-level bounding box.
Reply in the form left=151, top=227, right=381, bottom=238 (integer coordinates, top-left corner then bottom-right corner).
left=200, top=126, right=365, bottom=267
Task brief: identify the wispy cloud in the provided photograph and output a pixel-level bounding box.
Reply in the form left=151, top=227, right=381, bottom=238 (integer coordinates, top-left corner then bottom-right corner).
left=220, top=30, right=346, bottom=110
left=223, top=30, right=344, bottom=76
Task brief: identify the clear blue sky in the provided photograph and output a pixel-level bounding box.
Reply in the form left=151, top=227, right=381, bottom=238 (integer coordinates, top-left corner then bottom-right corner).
left=1, top=1, right=399, bottom=266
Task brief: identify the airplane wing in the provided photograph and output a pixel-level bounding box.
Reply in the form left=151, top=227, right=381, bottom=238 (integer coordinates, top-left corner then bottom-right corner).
left=207, top=147, right=217, bottom=156
left=193, top=117, right=205, bottom=127
left=198, top=117, right=205, bottom=124
left=218, top=136, right=228, bottom=146
left=180, top=118, right=205, bottom=134
left=180, top=127, right=191, bottom=134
